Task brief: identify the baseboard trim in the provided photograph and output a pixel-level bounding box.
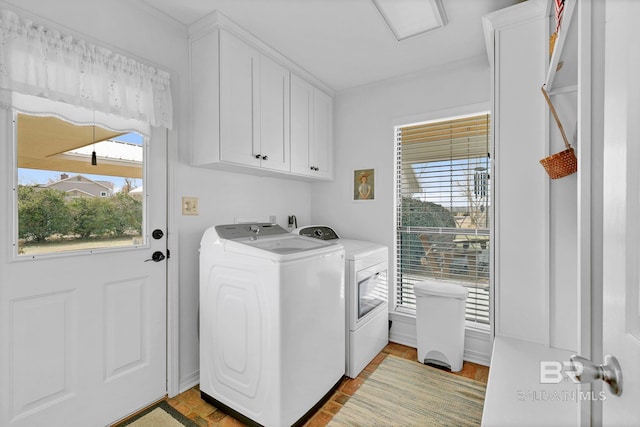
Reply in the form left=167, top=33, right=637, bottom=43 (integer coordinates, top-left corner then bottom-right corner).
left=178, top=370, right=199, bottom=395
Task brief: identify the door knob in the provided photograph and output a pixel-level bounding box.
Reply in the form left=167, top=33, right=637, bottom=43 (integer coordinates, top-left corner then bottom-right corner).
left=145, top=251, right=166, bottom=262
left=569, top=354, right=623, bottom=396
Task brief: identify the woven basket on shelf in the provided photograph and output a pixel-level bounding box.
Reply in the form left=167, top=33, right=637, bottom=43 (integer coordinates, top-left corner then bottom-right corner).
left=540, top=84, right=577, bottom=179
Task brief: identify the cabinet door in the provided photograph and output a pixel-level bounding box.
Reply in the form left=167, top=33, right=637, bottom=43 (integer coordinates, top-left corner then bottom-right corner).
left=290, top=74, right=313, bottom=175
left=259, top=55, right=290, bottom=172
left=190, top=29, right=220, bottom=166
left=219, top=31, right=260, bottom=167
left=312, top=88, right=333, bottom=179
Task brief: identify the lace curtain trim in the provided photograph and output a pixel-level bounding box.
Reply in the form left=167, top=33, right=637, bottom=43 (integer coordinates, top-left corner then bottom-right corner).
left=0, top=9, right=173, bottom=129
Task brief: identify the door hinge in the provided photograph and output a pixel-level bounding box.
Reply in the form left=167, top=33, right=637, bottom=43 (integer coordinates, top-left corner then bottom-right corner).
left=167, top=249, right=171, bottom=259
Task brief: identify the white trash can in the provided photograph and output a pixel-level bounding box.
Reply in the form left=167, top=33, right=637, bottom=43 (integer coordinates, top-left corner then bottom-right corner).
left=414, top=279, right=468, bottom=372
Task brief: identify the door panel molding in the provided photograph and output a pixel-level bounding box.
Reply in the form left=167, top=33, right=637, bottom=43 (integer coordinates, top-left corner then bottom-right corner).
left=10, top=290, right=77, bottom=421
left=104, top=276, right=150, bottom=382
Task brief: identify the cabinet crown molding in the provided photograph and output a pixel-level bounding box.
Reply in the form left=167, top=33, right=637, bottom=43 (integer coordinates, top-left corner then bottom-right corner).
left=189, top=10, right=334, bottom=97
left=482, top=0, right=547, bottom=63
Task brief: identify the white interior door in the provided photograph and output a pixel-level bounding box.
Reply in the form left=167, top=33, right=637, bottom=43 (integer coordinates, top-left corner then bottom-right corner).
left=0, top=108, right=168, bottom=426
left=601, top=0, right=640, bottom=424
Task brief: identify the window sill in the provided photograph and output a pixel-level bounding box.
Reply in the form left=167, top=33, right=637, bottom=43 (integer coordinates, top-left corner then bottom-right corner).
left=390, top=309, right=490, bottom=335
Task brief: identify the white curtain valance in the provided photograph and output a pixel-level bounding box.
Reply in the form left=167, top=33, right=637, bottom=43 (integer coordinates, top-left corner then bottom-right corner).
left=12, top=92, right=151, bottom=136
left=0, top=9, right=173, bottom=129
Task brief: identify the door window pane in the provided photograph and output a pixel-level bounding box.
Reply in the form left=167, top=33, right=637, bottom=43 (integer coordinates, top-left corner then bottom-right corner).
left=16, top=113, right=145, bottom=256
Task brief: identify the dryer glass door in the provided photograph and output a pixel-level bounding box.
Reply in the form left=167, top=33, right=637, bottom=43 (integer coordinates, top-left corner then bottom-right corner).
left=357, top=265, right=387, bottom=320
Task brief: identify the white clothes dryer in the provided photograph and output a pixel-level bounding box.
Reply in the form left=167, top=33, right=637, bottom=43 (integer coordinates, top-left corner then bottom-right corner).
left=293, top=226, right=389, bottom=378
left=199, top=223, right=345, bottom=427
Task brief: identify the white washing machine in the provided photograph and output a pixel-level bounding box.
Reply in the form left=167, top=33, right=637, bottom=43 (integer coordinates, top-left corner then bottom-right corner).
left=199, top=223, right=345, bottom=427
left=294, top=226, right=389, bottom=378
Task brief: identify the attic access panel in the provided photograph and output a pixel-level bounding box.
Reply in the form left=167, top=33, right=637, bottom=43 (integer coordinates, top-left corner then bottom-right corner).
left=372, top=0, right=447, bottom=41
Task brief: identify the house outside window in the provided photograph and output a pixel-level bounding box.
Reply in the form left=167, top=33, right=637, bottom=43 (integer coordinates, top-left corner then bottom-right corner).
left=395, top=113, right=491, bottom=326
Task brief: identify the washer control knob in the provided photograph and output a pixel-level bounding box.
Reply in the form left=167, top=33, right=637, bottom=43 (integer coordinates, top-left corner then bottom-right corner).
left=314, top=229, right=325, bottom=238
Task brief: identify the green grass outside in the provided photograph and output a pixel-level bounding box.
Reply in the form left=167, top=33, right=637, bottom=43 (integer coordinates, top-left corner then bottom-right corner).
left=20, top=235, right=144, bottom=255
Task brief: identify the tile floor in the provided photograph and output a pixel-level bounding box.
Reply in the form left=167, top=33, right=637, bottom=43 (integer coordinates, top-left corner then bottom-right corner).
left=165, top=342, right=490, bottom=427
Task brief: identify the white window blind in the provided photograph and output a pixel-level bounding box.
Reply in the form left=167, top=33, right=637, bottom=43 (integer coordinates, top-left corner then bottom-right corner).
left=395, top=113, right=491, bottom=325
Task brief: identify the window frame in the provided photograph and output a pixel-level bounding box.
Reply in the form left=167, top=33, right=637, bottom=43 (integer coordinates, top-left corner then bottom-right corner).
left=393, top=105, right=493, bottom=329
left=11, top=109, right=150, bottom=261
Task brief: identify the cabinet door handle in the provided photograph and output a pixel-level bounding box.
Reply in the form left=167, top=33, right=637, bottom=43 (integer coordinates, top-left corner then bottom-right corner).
left=255, top=154, right=261, bottom=159
left=262, top=155, right=268, bottom=160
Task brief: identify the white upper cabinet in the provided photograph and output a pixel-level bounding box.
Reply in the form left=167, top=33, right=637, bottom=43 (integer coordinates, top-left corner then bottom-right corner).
left=311, top=88, right=333, bottom=180
left=290, top=74, right=313, bottom=175
left=290, top=74, right=333, bottom=180
left=258, top=55, right=290, bottom=172
left=189, top=12, right=333, bottom=180
left=219, top=30, right=261, bottom=168
left=214, top=30, right=290, bottom=172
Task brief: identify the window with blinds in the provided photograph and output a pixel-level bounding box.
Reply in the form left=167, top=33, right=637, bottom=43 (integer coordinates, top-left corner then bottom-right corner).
left=395, top=113, right=491, bottom=325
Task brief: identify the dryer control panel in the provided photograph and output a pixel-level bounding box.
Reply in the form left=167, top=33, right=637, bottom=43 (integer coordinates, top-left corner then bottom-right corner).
left=295, top=226, right=340, bottom=241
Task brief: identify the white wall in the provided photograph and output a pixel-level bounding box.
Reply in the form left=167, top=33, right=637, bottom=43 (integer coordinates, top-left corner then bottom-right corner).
left=310, top=56, right=494, bottom=364
left=3, top=0, right=313, bottom=393
left=491, top=10, right=549, bottom=346
left=311, top=56, right=491, bottom=249
left=174, top=166, right=311, bottom=389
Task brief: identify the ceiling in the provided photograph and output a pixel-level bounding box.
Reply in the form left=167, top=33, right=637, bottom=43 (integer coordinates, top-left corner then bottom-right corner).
left=140, top=0, right=522, bottom=91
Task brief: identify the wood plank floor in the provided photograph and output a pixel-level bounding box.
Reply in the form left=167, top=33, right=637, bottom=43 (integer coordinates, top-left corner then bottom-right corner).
left=165, top=342, right=490, bottom=427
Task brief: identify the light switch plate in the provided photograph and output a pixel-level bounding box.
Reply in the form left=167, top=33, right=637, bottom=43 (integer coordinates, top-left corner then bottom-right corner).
left=182, top=197, right=199, bottom=215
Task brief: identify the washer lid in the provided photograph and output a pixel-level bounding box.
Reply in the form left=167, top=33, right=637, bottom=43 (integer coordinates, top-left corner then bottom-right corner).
left=215, top=223, right=288, bottom=239
left=241, top=234, right=335, bottom=254
left=202, top=224, right=343, bottom=262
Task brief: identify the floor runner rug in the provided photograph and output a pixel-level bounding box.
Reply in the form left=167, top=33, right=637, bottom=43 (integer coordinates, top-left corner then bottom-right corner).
left=329, top=355, right=486, bottom=427
left=116, top=400, right=198, bottom=427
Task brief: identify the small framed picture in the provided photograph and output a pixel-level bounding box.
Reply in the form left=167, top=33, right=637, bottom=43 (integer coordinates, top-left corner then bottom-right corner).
left=354, top=168, right=375, bottom=201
